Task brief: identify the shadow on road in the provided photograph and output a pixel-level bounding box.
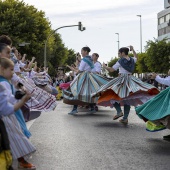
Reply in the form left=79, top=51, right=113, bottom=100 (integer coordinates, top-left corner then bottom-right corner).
left=146, top=138, right=170, bottom=156
left=94, top=121, right=129, bottom=128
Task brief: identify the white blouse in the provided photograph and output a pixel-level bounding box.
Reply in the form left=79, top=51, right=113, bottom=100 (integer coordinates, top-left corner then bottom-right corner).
left=91, top=62, right=102, bottom=73
left=79, top=60, right=92, bottom=72
left=112, top=57, right=137, bottom=74
left=0, top=83, right=15, bottom=116
left=155, top=75, right=170, bottom=87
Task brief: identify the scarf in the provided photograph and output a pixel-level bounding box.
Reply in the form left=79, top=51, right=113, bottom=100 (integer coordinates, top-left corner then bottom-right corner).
left=0, top=76, right=14, bottom=94
left=118, top=57, right=135, bottom=73
left=82, top=56, right=94, bottom=69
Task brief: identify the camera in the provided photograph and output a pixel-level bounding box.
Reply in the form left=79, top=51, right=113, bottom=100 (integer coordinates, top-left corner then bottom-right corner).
left=15, top=90, right=26, bottom=99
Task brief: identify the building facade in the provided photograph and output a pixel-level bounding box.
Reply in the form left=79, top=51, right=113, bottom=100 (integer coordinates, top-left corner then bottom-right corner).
left=158, top=0, right=170, bottom=41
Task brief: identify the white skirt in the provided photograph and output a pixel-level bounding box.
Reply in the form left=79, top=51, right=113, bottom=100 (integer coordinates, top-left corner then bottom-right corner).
left=2, top=115, right=36, bottom=159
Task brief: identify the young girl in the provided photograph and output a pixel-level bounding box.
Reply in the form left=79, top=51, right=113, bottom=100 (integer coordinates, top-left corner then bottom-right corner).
left=63, top=46, right=109, bottom=115
left=92, top=46, right=159, bottom=124
left=0, top=57, right=36, bottom=169
left=0, top=42, right=31, bottom=138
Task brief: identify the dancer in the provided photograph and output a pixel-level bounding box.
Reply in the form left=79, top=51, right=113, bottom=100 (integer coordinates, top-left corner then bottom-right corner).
left=92, top=53, right=102, bottom=74
left=136, top=70, right=170, bottom=140
left=63, top=46, right=109, bottom=115
left=92, top=46, right=159, bottom=124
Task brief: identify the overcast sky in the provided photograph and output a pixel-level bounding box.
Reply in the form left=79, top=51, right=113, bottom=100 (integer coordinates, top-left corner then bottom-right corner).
left=23, top=0, right=164, bottom=63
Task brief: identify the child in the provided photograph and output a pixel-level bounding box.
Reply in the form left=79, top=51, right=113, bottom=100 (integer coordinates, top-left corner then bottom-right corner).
left=0, top=57, right=36, bottom=169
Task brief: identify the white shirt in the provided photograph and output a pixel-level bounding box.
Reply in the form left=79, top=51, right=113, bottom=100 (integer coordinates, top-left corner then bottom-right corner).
left=11, top=73, right=21, bottom=84
left=19, top=61, right=26, bottom=68
left=112, top=57, right=137, bottom=74
left=91, top=61, right=102, bottom=73
left=155, top=75, right=170, bottom=87
left=79, top=60, right=92, bottom=72
left=0, top=81, right=17, bottom=105
left=0, top=83, right=15, bottom=116
left=14, top=62, right=21, bottom=73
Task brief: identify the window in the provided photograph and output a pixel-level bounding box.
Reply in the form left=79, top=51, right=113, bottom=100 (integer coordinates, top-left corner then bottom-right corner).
left=158, top=26, right=170, bottom=36
left=165, top=14, right=170, bottom=22
left=158, top=17, right=165, bottom=25
left=166, top=26, right=170, bottom=34
left=158, top=27, right=166, bottom=36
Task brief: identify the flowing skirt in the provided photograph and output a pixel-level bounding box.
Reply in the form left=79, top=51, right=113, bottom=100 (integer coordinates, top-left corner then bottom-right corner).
left=136, top=87, right=170, bottom=128
left=32, top=75, right=51, bottom=86
left=92, top=74, right=159, bottom=107
left=15, top=109, right=31, bottom=138
left=63, top=72, right=109, bottom=105
left=19, top=78, right=57, bottom=111
left=2, top=115, right=36, bottom=159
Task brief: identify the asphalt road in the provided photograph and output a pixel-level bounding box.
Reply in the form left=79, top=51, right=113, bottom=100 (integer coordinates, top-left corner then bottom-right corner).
left=28, top=101, right=170, bottom=170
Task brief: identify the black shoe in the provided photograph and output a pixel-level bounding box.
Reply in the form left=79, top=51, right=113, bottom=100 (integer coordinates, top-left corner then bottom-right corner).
left=163, top=134, right=170, bottom=140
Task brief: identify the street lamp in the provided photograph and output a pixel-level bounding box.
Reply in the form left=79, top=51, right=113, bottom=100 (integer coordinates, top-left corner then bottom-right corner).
left=137, top=15, right=142, bottom=53
left=18, top=42, right=30, bottom=47
left=115, top=33, right=119, bottom=52
left=44, top=22, right=85, bottom=67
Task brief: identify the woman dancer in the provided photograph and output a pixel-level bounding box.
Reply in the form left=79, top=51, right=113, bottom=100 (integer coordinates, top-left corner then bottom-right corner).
left=91, top=53, right=102, bottom=74
left=92, top=46, right=159, bottom=124
left=136, top=70, right=170, bottom=140
left=63, top=46, right=109, bottom=115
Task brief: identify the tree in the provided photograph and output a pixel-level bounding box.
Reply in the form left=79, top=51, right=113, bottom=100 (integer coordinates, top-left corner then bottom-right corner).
left=108, top=57, right=119, bottom=77
left=64, top=49, right=76, bottom=72
left=136, top=53, right=150, bottom=73
left=0, top=0, right=51, bottom=62
left=145, top=39, right=170, bottom=73
left=0, top=0, right=76, bottom=76
left=49, top=33, right=69, bottom=68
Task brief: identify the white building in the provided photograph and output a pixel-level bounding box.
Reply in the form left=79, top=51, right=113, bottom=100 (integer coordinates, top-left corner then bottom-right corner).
left=158, top=0, right=170, bottom=41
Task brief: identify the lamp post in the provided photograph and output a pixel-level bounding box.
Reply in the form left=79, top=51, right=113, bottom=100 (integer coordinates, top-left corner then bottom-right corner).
left=115, top=33, right=119, bottom=52
left=44, top=22, right=85, bottom=67
left=18, top=42, right=30, bottom=47
left=137, top=15, right=142, bottom=53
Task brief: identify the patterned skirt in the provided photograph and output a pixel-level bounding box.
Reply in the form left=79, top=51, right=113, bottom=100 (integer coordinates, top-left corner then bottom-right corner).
left=136, top=87, right=170, bottom=128
left=92, top=74, right=159, bottom=107
left=63, top=72, right=109, bottom=105
left=32, top=75, right=51, bottom=86
left=2, top=115, right=36, bottom=159
left=19, top=78, right=57, bottom=111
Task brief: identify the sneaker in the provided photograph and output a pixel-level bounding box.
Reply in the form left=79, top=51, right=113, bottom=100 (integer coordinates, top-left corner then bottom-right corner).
left=163, top=134, right=170, bottom=140
left=68, top=110, right=78, bottom=115
left=119, top=119, right=128, bottom=124
left=18, top=160, right=36, bottom=170
left=113, top=112, right=123, bottom=120
left=146, top=121, right=166, bottom=132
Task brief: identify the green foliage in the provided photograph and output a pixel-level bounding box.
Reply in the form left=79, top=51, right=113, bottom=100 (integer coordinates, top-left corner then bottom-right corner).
left=108, top=57, right=119, bottom=77
left=0, top=0, right=51, bottom=61
left=145, top=39, right=170, bottom=73
left=136, top=53, right=150, bottom=73
left=0, top=0, right=77, bottom=76
left=64, top=49, right=76, bottom=72
left=49, top=33, right=69, bottom=68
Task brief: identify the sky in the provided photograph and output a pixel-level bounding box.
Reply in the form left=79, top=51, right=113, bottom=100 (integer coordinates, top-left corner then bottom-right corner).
left=23, top=0, right=164, bottom=63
